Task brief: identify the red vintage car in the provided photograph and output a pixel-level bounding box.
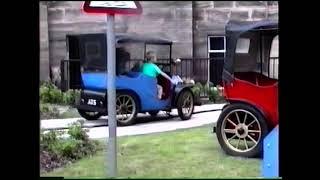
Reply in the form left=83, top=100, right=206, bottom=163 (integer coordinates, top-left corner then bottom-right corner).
left=215, top=20, right=278, bottom=158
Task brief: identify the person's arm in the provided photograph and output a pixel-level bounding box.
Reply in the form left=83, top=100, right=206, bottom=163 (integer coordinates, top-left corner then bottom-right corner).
left=174, top=75, right=183, bottom=83
left=160, top=71, right=175, bottom=84
left=154, top=64, right=175, bottom=84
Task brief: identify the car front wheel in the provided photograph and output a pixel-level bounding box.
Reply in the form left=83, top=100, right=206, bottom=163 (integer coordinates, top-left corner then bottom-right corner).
left=177, top=90, right=194, bottom=120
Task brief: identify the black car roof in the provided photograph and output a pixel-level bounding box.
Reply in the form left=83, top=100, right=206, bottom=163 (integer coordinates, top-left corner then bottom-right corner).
left=66, top=33, right=172, bottom=45
left=222, top=20, right=278, bottom=84
left=115, top=33, right=172, bottom=45
left=226, top=20, right=278, bottom=34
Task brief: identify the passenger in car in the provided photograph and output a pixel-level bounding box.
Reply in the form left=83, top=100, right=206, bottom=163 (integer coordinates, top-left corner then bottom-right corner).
left=171, top=58, right=183, bottom=85
left=141, top=51, right=174, bottom=99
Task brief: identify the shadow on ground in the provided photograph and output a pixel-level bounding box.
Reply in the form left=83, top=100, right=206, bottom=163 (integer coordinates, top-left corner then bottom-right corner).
left=97, top=112, right=179, bottom=127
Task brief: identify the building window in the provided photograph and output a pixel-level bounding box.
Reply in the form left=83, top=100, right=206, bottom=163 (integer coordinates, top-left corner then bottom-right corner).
left=208, top=36, right=226, bottom=85
left=208, top=36, right=226, bottom=55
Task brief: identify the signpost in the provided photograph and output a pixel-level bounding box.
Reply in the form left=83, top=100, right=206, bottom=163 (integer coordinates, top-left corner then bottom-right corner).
left=83, top=1, right=142, bottom=177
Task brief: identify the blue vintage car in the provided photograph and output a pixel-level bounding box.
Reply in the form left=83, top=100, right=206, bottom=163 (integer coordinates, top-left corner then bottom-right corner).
left=61, top=33, right=195, bottom=126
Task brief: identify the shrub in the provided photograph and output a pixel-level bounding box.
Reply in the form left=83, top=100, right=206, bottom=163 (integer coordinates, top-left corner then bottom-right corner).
left=191, top=83, right=201, bottom=97
left=40, top=121, right=100, bottom=172
left=208, top=86, right=219, bottom=102
left=191, top=82, right=225, bottom=103
left=62, top=90, right=80, bottom=105
left=67, top=121, right=88, bottom=141
left=51, top=139, right=83, bottom=160
left=40, top=82, right=80, bottom=105
left=40, top=82, right=63, bottom=104
left=40, top=130, right=58, bottom=151
left=40, top=103, right=60, bottom=119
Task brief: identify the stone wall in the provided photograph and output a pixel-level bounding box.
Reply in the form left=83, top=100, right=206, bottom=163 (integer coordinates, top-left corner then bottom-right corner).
left=39, top=1, right=278, bottom=82
left=193, top=1, right=278, bottom=58
left=46, top=1, right=193, bottom=69
left=39, top=2, right=50, bottom=81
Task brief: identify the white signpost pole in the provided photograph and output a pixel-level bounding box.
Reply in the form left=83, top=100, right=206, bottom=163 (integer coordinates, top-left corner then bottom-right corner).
left=83, top=2, right=142, bottom=178
left=106, top=14, right=117, bottom=178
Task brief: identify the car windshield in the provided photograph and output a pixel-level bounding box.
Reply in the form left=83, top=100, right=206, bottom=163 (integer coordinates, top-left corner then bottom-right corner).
left=69, top=33, right=173, bottom=74
left=83, top=42, right=172, bottom=75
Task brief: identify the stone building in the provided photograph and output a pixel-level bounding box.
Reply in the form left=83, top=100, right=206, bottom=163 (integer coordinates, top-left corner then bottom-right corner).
left=39, top=1, right=278, bottom=84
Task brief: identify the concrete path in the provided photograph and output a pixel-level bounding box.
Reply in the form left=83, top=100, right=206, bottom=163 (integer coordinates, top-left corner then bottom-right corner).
left=87, top=110, right=221, bottom=139
left=41, top=103, right=225, bottom=139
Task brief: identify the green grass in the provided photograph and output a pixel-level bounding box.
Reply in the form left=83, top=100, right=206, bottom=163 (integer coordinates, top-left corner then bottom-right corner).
left=42, top=126, right=261, bottom=178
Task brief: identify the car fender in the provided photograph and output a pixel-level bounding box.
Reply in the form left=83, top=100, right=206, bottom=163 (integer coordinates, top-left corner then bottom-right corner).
left=105, top=89, right=142, bottom=111
left=172, top=84, right=195, bottom=107
left=227, top=100, right=275, bottom=130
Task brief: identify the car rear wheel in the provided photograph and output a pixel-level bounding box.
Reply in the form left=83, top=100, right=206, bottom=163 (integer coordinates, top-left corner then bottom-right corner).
left=77, top=109, right=102, bottom=121
left=215, top=103, right=268, bottom=158
left=116, top=92, right=138, bottom=126
left=177, top=90, right=194, bottom=120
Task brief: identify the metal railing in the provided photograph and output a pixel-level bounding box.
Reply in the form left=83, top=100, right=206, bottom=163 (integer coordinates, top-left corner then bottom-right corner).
left=124, top=57, right=225, bottom=98
left=123, top=57, right=225, bottom=86
left=174, top=57, right=225, bottom=86
left=60, top=57, right=226, bottom=97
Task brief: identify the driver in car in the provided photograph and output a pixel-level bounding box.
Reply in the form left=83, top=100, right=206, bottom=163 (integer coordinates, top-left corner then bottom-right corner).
left=142, top=51, right=175, bottom=99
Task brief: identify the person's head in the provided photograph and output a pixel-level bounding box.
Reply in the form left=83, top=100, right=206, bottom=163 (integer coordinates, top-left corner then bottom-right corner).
left=146, top=51, right=157, bottom=63
left=172, top=58, right=181, bottom=74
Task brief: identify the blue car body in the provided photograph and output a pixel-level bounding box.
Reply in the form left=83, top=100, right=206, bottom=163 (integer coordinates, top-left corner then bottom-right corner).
left=81, top=71, right=173, bottom=112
